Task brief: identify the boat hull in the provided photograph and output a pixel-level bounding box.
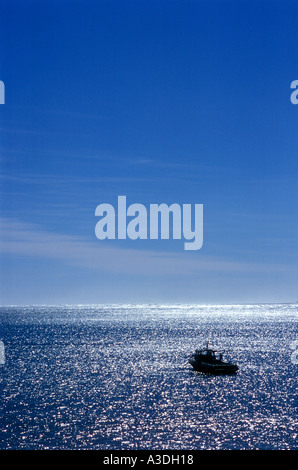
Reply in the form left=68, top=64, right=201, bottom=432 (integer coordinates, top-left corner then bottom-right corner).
left=189, top=359, right=238, bottom=375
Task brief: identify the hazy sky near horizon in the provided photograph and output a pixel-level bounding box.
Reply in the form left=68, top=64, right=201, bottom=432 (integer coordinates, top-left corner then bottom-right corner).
left=1, top=0, right=298, bottom=304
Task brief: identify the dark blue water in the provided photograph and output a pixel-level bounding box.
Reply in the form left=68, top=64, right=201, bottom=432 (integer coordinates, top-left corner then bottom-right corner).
left=0, top=304, right=297, bottom=450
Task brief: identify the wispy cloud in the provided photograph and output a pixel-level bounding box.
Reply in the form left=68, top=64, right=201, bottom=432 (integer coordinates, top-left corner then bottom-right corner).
left=0, top=218, right=291, bottom=277
left=0, top=172, right=150, bottom=186
left=125, top=156, right=227, bottom=174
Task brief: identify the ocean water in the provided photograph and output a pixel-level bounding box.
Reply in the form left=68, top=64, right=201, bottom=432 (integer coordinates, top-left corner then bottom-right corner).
left=0, top=304, right=297, bottom=450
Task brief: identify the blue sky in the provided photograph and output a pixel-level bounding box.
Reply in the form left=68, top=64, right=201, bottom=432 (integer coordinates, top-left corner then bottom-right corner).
left=0, top=0, right=298, bottom=304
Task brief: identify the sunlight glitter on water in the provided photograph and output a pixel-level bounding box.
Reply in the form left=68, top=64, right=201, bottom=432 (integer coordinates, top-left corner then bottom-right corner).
left=0, top=304, right=297, bottom=449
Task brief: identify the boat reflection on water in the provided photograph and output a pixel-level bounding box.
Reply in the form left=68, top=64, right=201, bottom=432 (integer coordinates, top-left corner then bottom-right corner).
left=189, top=342, right=238, bottom=375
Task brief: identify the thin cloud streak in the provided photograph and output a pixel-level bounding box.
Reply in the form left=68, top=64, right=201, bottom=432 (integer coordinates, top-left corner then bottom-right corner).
left=0, top=218, right=292, bottom=277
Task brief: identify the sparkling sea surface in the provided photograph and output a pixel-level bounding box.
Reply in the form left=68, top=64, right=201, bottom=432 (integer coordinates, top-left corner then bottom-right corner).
left=0, top=304, right=297, bottom=450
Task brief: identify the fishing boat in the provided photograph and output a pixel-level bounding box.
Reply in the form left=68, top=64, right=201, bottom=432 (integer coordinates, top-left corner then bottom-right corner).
left=189, top=342, right=238, bottom=374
